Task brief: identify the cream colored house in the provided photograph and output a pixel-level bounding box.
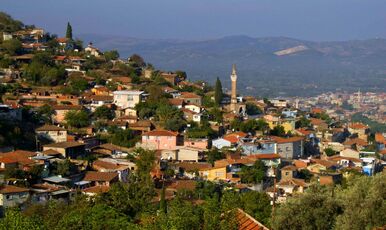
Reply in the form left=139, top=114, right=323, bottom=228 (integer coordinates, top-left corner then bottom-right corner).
left=113, top=90, right=144, bottom=116
left=36, top=124, right=67, bottom=143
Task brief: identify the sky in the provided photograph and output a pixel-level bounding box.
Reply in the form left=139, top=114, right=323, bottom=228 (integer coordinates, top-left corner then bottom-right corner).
left=2, top=0, right=386, bottom=41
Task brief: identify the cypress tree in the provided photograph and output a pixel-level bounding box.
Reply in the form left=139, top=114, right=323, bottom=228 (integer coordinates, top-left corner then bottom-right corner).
left=160, top=183, right=167, bottom=214
left=214, top=77, right=223, bottom=105
left=66, top=22, right=72, bottom=39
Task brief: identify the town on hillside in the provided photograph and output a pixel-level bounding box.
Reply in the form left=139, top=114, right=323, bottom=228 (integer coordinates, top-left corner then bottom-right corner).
left=0, top=12, right=385, bottom=230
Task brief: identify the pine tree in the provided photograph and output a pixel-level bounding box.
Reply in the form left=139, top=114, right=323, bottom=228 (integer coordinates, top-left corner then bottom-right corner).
left=214, top=77, right=223, bottom=105
left=66, top=22, right=72, bottom=39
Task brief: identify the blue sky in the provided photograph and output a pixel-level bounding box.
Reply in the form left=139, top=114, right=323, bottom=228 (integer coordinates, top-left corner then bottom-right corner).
left=2, top=0, right=386, bottom=41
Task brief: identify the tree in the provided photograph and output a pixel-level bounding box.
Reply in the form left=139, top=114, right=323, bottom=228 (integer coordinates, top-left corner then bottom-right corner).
left=66, top=22, right=72, bottom=39
left=0, top=12, right=23, bottom=32
left=270, top=125, right=286, bottom=137
left=295, top=116, right=311, bottom=129
left=240, top=160, right=266, bottom=184
left=104, top=50, right=119, bottom=61
left=246, top=103, right=262, bottom=116
left=1, top=38, right=22, bottom=55
left=0, top=209, right=41, bottom=230
left=207, top=148, right=225, bottom=166
left=64, top=110, right=90, bottom=128
left=214, top=77, right=223, bottom=105
left=129, top=54, right=145, bottom=67
left=93, top=105, right=114, bottom=120
left=36, top=104, right=54, bottom=123
left=272, top=186, right=341, bottom=230
left=159, top=185, right=167, bottom=214
left=240, top=192, right=272, bottom=227
left=324, top=147, right=336, bottom=157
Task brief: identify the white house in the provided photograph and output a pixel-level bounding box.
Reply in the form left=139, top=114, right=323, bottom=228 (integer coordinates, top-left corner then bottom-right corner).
left=212, top=138, right=232, bottom=149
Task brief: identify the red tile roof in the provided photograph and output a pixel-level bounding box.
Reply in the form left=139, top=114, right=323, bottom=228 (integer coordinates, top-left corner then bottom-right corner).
left=271, top=136, right=304, bottom=144
left=82, top=185, right=110, bottom=194
left=143, top=130, right=178, bottom=137
left=36, top=124, right=66, bottom=131
left=246, top=154, right=280, bottom=160
left=83, top=171, right=118, bottom=182
left=349, top=123, right=368, bottom=130
left=0, top=185, right=29, bottom=194
left=223, top=132, right=247, bottom=144
left=236, top=208, right=270, bottom=230
left=375, top=133, right=385, bottom=143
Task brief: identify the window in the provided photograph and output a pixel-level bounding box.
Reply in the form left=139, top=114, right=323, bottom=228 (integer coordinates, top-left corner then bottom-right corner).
left=215, top=172, right=224, bottom=177
left=127, top=95, right=134, bottom=101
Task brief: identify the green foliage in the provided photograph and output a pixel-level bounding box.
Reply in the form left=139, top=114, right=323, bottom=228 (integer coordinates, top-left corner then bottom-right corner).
left=0, top=209, right=41, bottom=230
left=129, top=54, right=145, bottom=67
left=246, top=103, right=262, bottom=116
left=0, top=12, right=23, bottom=33
left=214, top=77, right=223, bottom=105
left=208, top=107, right=223, bottom=123
left=1, top=38, right=22, bottom=55
left=273, top=173, right=386, bottom=230
left=93, top=105, right=114, bottom=120
left=295, top=116, right=311, bottom=129
left=105, top=128, right=138, bottom=148
left=240, top=160, right=267, bottom=184
left=54, top=159, right=78, bottom=176
left=206, top=148, right=225, bottom=166
left=298, top=169, right=313, bottom=182
left=231, top=118, right=268, bottom=134
left=104, top=50, right=119, bottom=61
left=270, top=125, right=286, bottom=137
left=64, top=110, right=90, bottom=128
left=65, top=76, right=89, bottom=94
left=186, top=121, right=216, bottom=139
left=35, top=104, right=54, bottom=123
left=351, top=112, right=386, bottom=133
left=324, top=147, right=336, bottom=157
left=66, top=22, right=72, bottom=39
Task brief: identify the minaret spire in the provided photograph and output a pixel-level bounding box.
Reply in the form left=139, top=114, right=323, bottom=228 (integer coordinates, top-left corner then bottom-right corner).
left=230, top=64, right=238, bottom=112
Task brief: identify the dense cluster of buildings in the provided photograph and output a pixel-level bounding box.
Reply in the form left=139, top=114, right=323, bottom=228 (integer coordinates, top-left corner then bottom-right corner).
left=0, top=24, right=385, bottom=221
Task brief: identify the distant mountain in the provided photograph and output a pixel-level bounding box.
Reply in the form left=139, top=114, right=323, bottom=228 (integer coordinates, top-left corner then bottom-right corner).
left=78, top=34, right=386, bottom=97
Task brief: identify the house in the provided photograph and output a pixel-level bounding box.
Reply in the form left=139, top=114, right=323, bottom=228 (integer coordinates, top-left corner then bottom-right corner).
left=177, top=146, right=206, bottom=162
left=239, top=139, right=276, bottom=156
left=36, top=124, right=67, bottom=143
left=82, top=185, right=110, bottom=196
left=141, top=130, right=181, bottom=150
left=276, top=178, right=308, bottom=195
left=169, top=98, right=185, bottom=109
left=84, top=43, right=102, bottom=57
left=271, top=136, right=304, bottom=159
left=0, top=150, right=37, bottom=170
left=83, top=171, right=119, bottom=187
left=91, top=86, right=110, bottom=96
left=203, top=166, right=227, bottom=181
left=264, top=115, right=295, bottom=133
left=174, top=162, right=212, bottom=179
left=213, top=132, right=248, bottom=149
left=178, top=92, right=202, bottom=106
left=181, top=108, right=203, bottom=123
left=327, top=155, right=362, bottom=168
left=246, top=153, right=281, bottom=177
left=42, top=141, right=85, bottom=159
left=348, top=123, right=369, bottom=141
left=91, top=143, right=131, bottom=157
left=307, top=159, right=337, bottom=174
left=184, top=138, right=209, bottom=150
left=340, top=148, right=360, bottom=159
left=113, top=90, right=144, bottom=116
left=212, top=138, right=232, bottom=149
left=343, top=138, right=369, bottom=151
left=92, top=159, right=130, bottom=182
left=160, top=72, right=180, bottom=86
left=318, top=173, right=342, bottom=185
left=52, top=105, right=83, bottom=123
left=280, top=165, right=298, bottom=180
left=129, top=120, right=154, bottom=133
left=88, top=95, right=113, bottom=111
left=0, top=185, right=29, bottom=209
left=236, top=208, right=270, bottom=230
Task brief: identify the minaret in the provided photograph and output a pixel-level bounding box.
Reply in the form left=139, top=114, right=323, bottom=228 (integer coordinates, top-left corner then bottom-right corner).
left=230, top=64, right=238, bottom=112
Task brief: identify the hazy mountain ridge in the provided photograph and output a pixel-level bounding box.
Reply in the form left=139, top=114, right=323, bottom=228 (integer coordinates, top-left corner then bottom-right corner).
left=78, top=34, right=386, bottom=97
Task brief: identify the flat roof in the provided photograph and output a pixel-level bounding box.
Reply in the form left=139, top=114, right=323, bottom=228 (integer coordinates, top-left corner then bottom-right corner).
left=113, top=90, right=144, bottom=95
left=43, top=176, right=71, bottom=184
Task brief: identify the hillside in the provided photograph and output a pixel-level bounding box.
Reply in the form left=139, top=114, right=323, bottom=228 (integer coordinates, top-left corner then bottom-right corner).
left=79, top=34, right=386, bottom=97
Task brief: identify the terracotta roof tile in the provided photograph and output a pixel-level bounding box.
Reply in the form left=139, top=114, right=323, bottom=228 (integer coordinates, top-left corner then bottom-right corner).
left=143, top=130, right=178, bottom=137
left=0, top=185, right=29, bottom=194
left=83, top=171, right=118, bottom=182
left=36, top=124, right=66, bottom=131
